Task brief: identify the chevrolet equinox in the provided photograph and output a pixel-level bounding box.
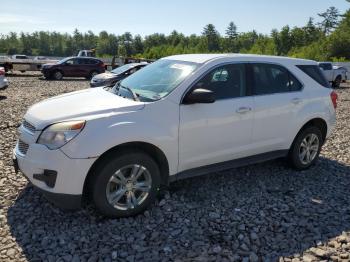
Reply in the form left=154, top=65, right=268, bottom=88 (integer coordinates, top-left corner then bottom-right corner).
left=14, top=54, right=337, bottom=217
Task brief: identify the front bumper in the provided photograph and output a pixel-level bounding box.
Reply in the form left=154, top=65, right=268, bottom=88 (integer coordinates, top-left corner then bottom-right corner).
left=0, top=78, right=8, bottom=89
left=41, top=68, right=51, bottom=78
left=13, top=135, right=96, bottom=209
left=13, top=157, right=82, bottom=210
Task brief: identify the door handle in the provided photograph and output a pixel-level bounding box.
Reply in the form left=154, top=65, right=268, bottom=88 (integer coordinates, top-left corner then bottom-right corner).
left=291, top=98, right=302, bottom=104
left=236, top=107, right=252, bottom=114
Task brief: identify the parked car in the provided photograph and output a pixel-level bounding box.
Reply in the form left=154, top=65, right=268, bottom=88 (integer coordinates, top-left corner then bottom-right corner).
left=332, top=65, right=348, bottom=82
left=0, top=56, right=9, bottom=61
left=41, top=57, right=105, bottom=80
left=0, top=67, right=8, bottom=90
left=34, top=56, right=48, bottom=60
left=318, top=62, right=345, bottom=87
left=12, top=54, right=28, bottom=59
left=90, top=63, right=148, bottom=88
left=14, top=54, right=337, bottom=217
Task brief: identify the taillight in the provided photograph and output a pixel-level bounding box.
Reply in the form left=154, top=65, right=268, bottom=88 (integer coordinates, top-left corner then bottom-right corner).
left=0, top=69, right=4, bottom=76
left=100, top=63, right=105, bottom=68
left=330, top=91, right=338, bottom=109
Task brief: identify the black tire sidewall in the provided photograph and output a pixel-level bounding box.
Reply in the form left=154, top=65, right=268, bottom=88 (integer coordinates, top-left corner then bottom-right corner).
left=333, top=76, right=341, bottom=88
left=53, top=70, right=63, bottom=80
left=289, top=126, right=323, bottom=170
left=89, top=71, right=98, bottom=80
left=92, top=151, right=161, bottom=218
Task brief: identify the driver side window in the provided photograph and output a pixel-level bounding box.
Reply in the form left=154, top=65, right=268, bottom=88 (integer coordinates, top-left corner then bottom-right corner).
left=194, top=64, right=246, bottom=100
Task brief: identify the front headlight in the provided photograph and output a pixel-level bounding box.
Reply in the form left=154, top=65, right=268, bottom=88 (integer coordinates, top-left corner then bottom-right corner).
left=37, top=120, right=85, bottom=150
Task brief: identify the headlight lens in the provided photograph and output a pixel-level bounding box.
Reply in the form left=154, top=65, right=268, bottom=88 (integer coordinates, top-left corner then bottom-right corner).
left=37, top=120, right=85, bottom=150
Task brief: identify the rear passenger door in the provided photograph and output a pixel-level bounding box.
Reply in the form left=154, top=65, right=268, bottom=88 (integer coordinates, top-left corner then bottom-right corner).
left=249, top=63, right=304, bottom=153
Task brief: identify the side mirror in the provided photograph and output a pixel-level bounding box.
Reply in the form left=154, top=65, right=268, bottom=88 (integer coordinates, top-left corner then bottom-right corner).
left=183, top=88, right=215, bottom=104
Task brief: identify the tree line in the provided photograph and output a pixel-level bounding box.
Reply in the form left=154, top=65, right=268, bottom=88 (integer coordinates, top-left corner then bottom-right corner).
left=0, top=6, right=349, bottom=61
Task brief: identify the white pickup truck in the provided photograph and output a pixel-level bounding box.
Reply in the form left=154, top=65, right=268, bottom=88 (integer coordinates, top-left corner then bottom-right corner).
left=318, top=62, right=347, bottom=88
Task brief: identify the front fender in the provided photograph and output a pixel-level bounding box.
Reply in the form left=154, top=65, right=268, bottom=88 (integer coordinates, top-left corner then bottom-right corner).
left=61, top=101, right=179, bottom=175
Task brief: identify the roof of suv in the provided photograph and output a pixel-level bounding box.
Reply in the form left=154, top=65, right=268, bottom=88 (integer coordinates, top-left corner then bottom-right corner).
left=164, top=54, right=316, bottom=65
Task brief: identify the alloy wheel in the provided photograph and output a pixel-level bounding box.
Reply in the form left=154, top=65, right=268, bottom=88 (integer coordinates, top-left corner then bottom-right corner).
left=54, top=71, right=63, bottom=80
left=299, top=133, right=320, bottom=165
left=105, top=164, right=152, bottom=210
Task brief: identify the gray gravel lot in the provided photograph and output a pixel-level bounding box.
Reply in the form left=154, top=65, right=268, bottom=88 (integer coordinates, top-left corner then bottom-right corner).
left=1, top=73, right=350, bottom=262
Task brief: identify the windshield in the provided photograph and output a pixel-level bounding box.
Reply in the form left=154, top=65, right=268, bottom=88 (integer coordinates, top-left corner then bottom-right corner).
left=118, top=59, right=199, bottom=101
left=111, top=64, right=137, bottom=75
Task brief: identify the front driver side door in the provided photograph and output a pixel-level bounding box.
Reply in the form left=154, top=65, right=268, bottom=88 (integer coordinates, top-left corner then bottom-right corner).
left=178, top=63, right=255, bottom=172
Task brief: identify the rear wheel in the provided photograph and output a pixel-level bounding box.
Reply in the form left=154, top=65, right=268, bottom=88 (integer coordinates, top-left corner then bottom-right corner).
left=92, top=151, right=161, bottom=217
left=333, top=76, right=341, bottom=88
left=87, top=71, right=99, bottom=80
left=288, top=126, right=323, bottom=170
left=53, top=70, right=63, bottom=80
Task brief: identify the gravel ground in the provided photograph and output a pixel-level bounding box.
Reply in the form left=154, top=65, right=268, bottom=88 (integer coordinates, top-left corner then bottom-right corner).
left=1, top=73, right=350, bottom=262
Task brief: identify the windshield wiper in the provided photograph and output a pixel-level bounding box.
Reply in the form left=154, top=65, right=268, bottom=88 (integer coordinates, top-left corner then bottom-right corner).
left=120, top=84, right=140, bottom=102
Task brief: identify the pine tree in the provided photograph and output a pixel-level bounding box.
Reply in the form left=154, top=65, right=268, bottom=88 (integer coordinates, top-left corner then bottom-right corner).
left=202, top=24, right=220, bottom=52
left=226, top=22, right=238, bottom=39
left=318, top=7, right=340, bottom=35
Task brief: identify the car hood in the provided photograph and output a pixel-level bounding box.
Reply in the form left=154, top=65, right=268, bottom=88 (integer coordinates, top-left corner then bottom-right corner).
left=92, top=72, right=118, bottom=81
left=42, top=63, right=57, bottom=68
left=24, top=87, right=145, bottom=130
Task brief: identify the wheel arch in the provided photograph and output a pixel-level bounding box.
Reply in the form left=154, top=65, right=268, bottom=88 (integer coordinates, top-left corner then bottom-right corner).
left=293, top=117, right=328, bottom=147
left=52, top=69, right=64, bottom=78
left=82, top=141, right=170, bottom=200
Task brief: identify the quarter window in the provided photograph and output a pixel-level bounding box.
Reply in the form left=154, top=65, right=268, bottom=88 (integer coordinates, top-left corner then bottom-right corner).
left=251, top=63, right=302, bottom=95
left=319, top=63, right=332, bottom=71
left=193, top=64, right=246, bottom=100
left=297, top=65, right=330, bottom=88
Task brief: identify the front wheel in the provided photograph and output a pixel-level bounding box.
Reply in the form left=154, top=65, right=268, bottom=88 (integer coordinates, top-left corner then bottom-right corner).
left=288, top=126, right=323, bottom=170
left=92, top=151, right=161, bottom=218
left=52, top=70, right=63, bottom=80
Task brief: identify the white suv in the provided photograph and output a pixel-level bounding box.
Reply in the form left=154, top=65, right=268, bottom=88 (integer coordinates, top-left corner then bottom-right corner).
left=14, top=54, right=337, bottom=217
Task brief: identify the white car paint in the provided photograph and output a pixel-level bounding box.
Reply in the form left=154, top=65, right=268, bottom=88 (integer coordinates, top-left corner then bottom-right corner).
left=318, top=62, right=345, bottom=84
left=14, top=54, right=336, bottom=200
left=0, top=67, right=8, bottom=89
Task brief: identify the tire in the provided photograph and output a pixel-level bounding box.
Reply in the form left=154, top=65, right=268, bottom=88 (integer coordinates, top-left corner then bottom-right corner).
left=52, top=70, right=63, bottom=80
left=288, top=126, right=323, bottom=170
left=88, top=71, right=99, bottom=80
left=92, top=150, right=161, bottom=218
left=332, top=76, right=341, bottom=88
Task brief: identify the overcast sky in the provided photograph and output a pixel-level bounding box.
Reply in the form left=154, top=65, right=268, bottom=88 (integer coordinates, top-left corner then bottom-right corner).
left=0, top=0, right=349, bottom=36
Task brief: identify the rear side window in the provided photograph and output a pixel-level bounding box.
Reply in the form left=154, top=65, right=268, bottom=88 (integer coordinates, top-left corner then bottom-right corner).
left=297, top=65, right=330, bottom=88
left=88, top=59, right=99, bottom=65
left=251, top=63, right=302, bottom=95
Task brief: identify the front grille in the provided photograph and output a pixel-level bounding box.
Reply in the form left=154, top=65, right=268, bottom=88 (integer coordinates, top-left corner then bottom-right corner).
left=18, top=140, right=29, bottom=155
left=22, top=120, right=36, bottom=133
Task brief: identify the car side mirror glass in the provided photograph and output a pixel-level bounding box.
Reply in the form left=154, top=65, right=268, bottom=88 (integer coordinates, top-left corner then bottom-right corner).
left=183, top=88, right=215, bottom=104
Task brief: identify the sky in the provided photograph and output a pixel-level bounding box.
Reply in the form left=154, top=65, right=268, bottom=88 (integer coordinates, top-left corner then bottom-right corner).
left=0, top=0, right=349, bottom=36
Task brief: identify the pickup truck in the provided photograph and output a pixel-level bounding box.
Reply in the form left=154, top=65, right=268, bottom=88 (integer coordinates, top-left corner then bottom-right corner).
left=318, top=62, right=347, bottom=88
